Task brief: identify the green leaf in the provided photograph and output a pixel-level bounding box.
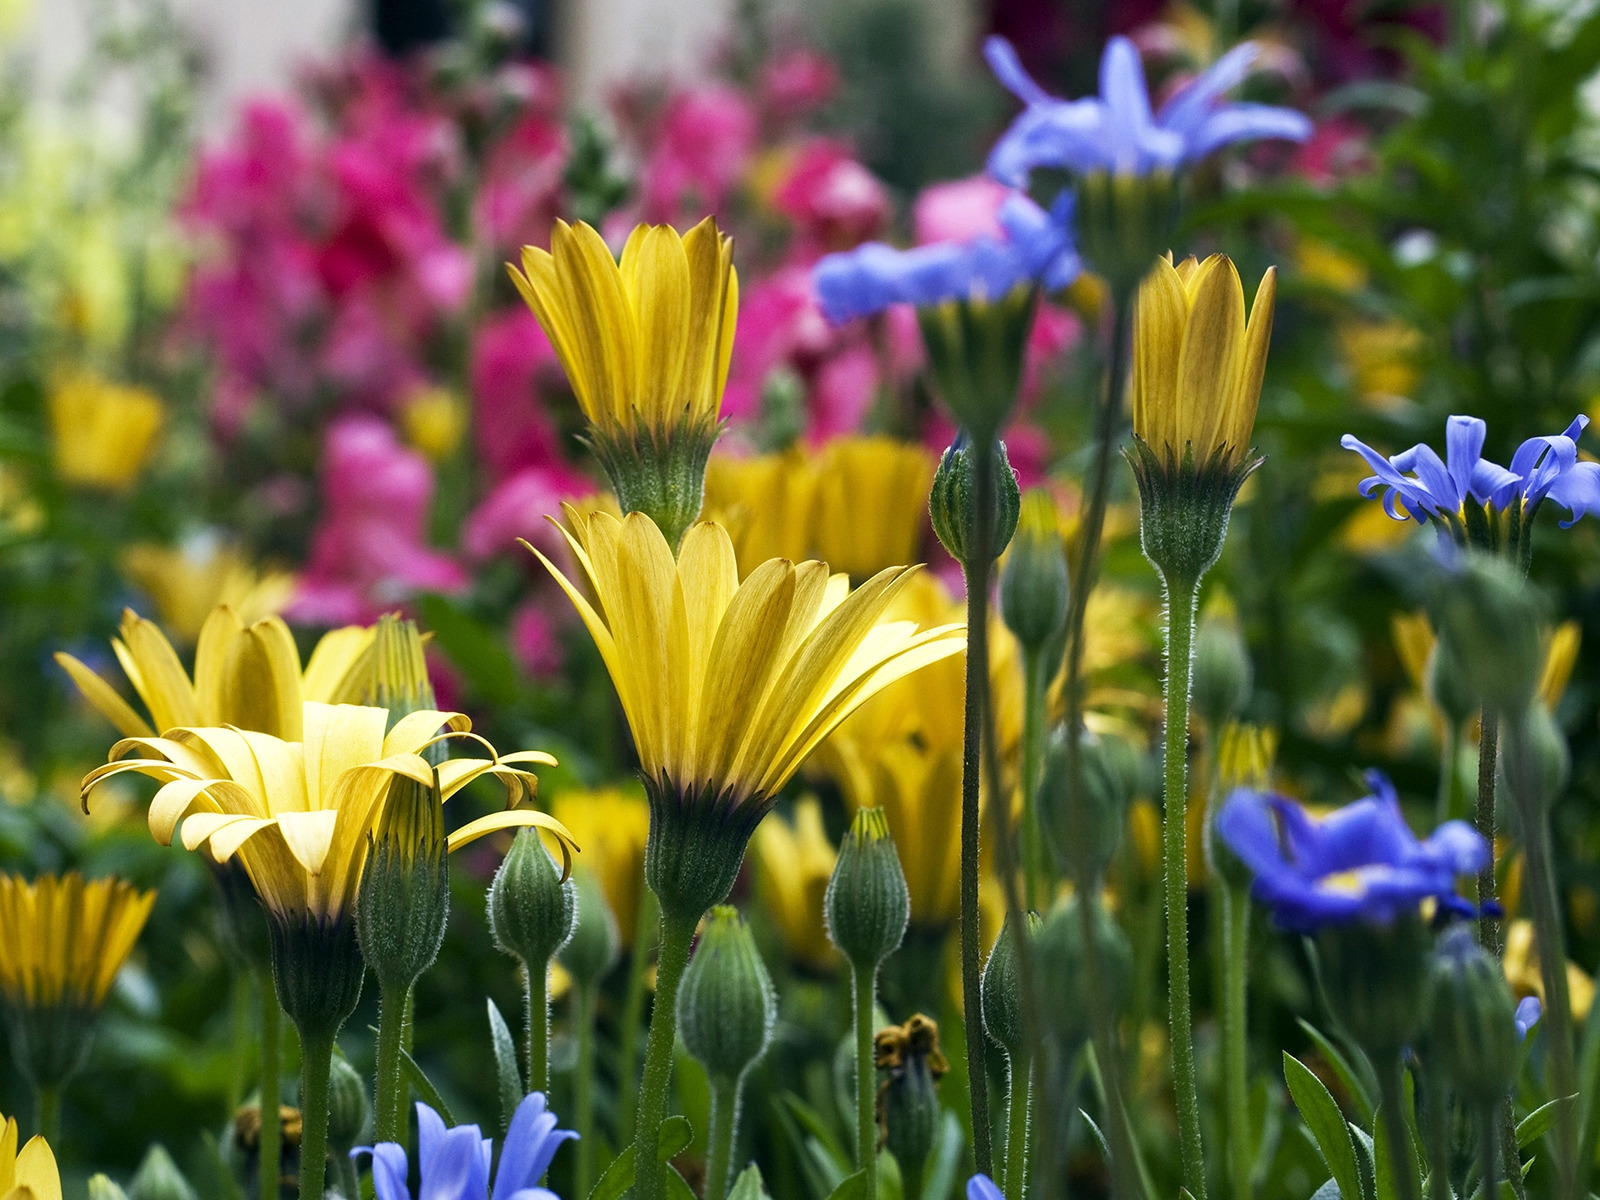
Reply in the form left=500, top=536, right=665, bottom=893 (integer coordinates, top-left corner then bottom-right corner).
left=487, top=997, right=524, bottom=1135
left=922, top=1111, right=965, bottom=1200
left=1296, top=1018, right=1376, bottom=1125
left=418, top=594, right=520, bottom=707
left=728, top=1165, right=771, bottom=1200
left=1372, top=1103, right=1421, bottom=1200
left=781, top=1092, right=852, bottom=1172
left=1284, top=1052, right=1365, bottom=1200
left=824, top=1170, right=871, bottom=1200
left=398, top=1048, right=457, bottom=1126
left=1515, top=1096, right=1574, bottom=1148
left=584, top=1117, right=695, bottom=1200
left=664, top=1164, right=699, bottom=1200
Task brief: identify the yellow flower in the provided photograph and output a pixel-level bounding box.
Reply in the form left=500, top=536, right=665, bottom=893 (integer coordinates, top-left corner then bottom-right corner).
left=80, top=702, right=573, bottom=927
left=811, top=437, right=937, bottom=580
left=551, top=787, right=651, bottom=946
left=871, top=741, right=963, bottom=928
left=1339, top=320, right=1422, bottom=408
left=751, top=797, right=838, bottom=970
left=1132, top=254, right=1277, bottom=469
left=400, top=386, right=467, bottom=461
left=56, top=606, right=376, bottom=743
left=120, top=536, right=294, bottom=644
left=0, top=1113, right=62, bottom=1200
left=0, top=872, right=154, bottom=1011
left=703, top=447, right=818, bottom=576
left=1504, top=918, right=1594, bottom=1024
left=48, top=372, right=163, bottom=491
left=1216, top=723, right=1277, bottom=791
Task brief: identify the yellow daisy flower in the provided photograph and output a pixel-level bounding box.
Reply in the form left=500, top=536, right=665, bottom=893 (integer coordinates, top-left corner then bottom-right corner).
left=0, top=1113, right=62, bottom=1200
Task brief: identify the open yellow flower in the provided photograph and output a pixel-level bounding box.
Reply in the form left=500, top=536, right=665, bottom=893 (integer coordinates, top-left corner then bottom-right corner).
left=0, top=872, right=154, bottom=1012
left=48, top=372, right=163, bottom=492
left=1132, top=253, right=1276, bottom=470
left=703, top=447, right=818, bottom=576
left=751, top=797, right=838, bottom=970
left=79, top=702, right=573, bottom=927
left=528, top=507, right=963, bottom=920
left=0, top=1114, right=61, bottom=1200
left=811, top=437, right=936, bottom=580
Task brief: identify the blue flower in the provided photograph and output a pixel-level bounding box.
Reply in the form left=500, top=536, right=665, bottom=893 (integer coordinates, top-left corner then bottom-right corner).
left=1342, top=414, right=1600, bottom=529
left=354, top=1093, right=576, bottom=1200
left=1216, top=772, right=1487, bottom=933
left=967, top=1174, right=1004, bottom=1200
left=1515, top=995, right=1542, bottom=1040
left=983, top=36, right=1312, bottom=187
left=812, top=191, right=1080, bottom=324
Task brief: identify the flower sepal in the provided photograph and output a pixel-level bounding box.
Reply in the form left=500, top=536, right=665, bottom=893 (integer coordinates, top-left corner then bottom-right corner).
left=267, top=912, right=367, bottom=1042
left=917, top=287, right=1037, bottom=441
left=6, top=999, right=97, bottom=1091
left=1314, top=911, right=1435, bottom=1058
left=586, top=412, right=723, bottom=552
left=356, top=818, right=450, bottom=992
left=644, top=777, right=767, bottom=925
left=1077, top=170, right=1182, bottom=299
left=1126, top=435, right=1261, bottom=589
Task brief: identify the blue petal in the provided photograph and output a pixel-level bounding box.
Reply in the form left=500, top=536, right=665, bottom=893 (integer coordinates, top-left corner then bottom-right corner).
left=354, top=1145, right=413, bottom=1200
left=983, top=37, right=1049, bottom=106
left=418, top=1125, right=490, bottom=1200
left=1341, top=434, right=1430, bottom=523
left=1545, top=460, right=1600, bottom=526
left=1156, top=42, right=1260, bottom=136
left=1516, top=996, right=1542, bottom=1039
left=1444, top=415, right=1487, bottom=502
left=493, top=1093, right=578, bottom=1199
left=1215, top=788, right=1290, bottom=879
left=1183, top=105, right=1313, bottom=160
left=416, top=1102, right=448, bottom=1177
left=1418, top=819, right=1489, bottom=875
left=968, top=1175, right=1006, bottom=1200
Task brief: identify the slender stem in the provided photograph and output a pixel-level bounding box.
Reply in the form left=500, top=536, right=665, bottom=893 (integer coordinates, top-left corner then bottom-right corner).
left=1476, top=714, right=1501, bottom=954
left=1478, top=1104, right=1499, bottom=1200
left=333, top=1145, right=361, bottom=1200
left=1522, top=806, right=1577, bottom=1200
left=525, top=958, right=550, bottom=1096
left=1422, top=1074, right=1451, bottom=1200
left=33, top=1083, right=59, bottom=1145
left=373, top=982, right=410, bottom=1147
left=633, top=911, right=697, bottom=1200
left=1221, top=884, right=1251, bottom=1200
left=230, top=967, right=251, bottom=1119
left=705, top=1075, right=740, bottom=1200
left=1435, top=721, right=1458, bottom=827
left=298, top=1030, right=336, bottom=1200
left=960, top=553, right=995, bottom=1177
left=1500, top=1103, right=1528, bottom=1200
left=574, top=982, right=598, bottom=1200
left=852, top=961, right=879, bottom=1194
left=1161, top=574, right=1205, bottom=1200
left=1004, top=1055, right=1032, bottom=1200
left=1020, top=648, right=1050, bottom=912
left=1377, top=1057, right=1419, bottom=1200
left=259, top=969, right=283, bottom=1200
left=618, top=887, right=657, bottom=1143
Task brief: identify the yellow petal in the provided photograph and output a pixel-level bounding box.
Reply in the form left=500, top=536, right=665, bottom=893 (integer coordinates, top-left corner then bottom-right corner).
left=302, top=625, right=377, bottom=704
left=447, top=810, right=580, bottom=878
left=14, top=1137, right=61, bottom=1200
left=1173, top=255, right=1244, bottom=461
left=117, top=614, right=199, bottom=732
left=553, top=221, right=636, bottom=432
left=1132, top=255, right=1188, bottom=453
left=622, top=225, right=693, bottom=426
left=301, top=703, right=389, bottom=809
left=193, top=606, right=245, bottom=726
left=53, top=653, right=153, bottom=738
left=512, top=244, right=595, bottom=424
left=1227, top=264, right=1275, bottom=456
left=383, top=710, right=472, bottom=758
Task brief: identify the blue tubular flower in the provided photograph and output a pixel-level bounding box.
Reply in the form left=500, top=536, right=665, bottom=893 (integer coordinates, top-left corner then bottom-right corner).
left=812, top=191, right=1080, bottom=324
left=1500, top=416, right=1600, bottom=526
left=355, top=1094, right=576, bottom=1200
left=983, top=36, right=1312, bottom=186
left=1516, top=995, right=1542, bottom=1040
left=1216, top=772, right=1487, bottom=933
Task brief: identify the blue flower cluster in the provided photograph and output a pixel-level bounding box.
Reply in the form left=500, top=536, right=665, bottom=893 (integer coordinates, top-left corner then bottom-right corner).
left=1216, top=772, right=1487, bottom=933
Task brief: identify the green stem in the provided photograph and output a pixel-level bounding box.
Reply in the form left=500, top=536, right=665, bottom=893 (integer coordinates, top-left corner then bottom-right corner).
left=1221, top=884, right=1251, bottom=1200
left=960, top=553, right=995, bottom=1178
left=230, top=967, right=251, bottom=1119
left=633, top=911, right=697, bottom=1200
left=1422, top=1074, right=1451, bottom=1200
left=34, top=1083, right=59, bottom=1145
left=373, top=981, right=410, bottom=1147
left=851, top=961, right=879, bottom=1194
left=1020, top=648, right=1050, bottom=913
left=526, top=958, right=550, bottom=1096
left=259, top=969, right=283, bottom=1200
left=1478, top=1104, right=1499, bottom=1200
left=1522, top=805, right=1577, bottom=1200
left=1004, top=1055, right=1032, bottom=1200
left=903, top=1154, right=925, bottom=1200
left=333, top=1145, right=361, bottom=1200
left=618, top=887, right=657, bottom=1143
left=705, top=1075, right=740, bottom=1200
left=1377, top=1057, right=1419, bottom=1200
left=1160, top=574, right=1205, bottom=1200
left=1435, top=720, right=1458, bottom=827
left=1476, top=714, right=1501, bottom=954
left=574, top=982, right=598, bottom=1200
left=298, top=1031, right=336, bottom=1200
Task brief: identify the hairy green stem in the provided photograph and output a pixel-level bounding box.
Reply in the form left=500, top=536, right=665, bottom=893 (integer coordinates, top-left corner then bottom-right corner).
left=1476, top=715, right=1501, bottom=954
left=1377, top=1058, right=1419, bottom=1200
left=1161, top=574, right=1205, bottom=1200
left=574, top=982, right=598, bottom=1200
left=1422, top=1076, right=1451, bottom=1200
left=960, top=551, right=995, bottom=1177
left=618, top=887, right=657, bottom=1142
left=1020, top=648, right=1050, bottom=912
left=1004, top=1055, right=1032, bottom=1200
left=705, top=1075, right=740, bottom=1200
left=230, top=969, right=251, bottom=1119
left=373, top=982, right=410, bottom=1147
left=525, top=959, right=551, bottom=1097
left=1222, top=884, right=1251, bottom=1200
left=1522, top=808, right=1577, bottom=1200
left=852, top=961, right=879, bottom=1194
left=633, top=912, right=697, bottom=1200
left=297, top=1031, right=335, bottom=1200
left=1478, top=1104, right=1499, bottom=1200
left=259, top=969, right=283, bottom=1200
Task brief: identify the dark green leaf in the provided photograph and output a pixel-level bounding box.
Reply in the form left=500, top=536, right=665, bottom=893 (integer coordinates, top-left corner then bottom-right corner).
left=1515, top=1096, right=1574, bottom=1148
left=728, top=1165, right=770, bottom=1200
left=1296, top=1018, right=1376, bottom=1125
left=487, top=997, right=523, bottom=1135
left=823, top=1170, right=870, bottom=1200
left=1284, top=1052, right=1365, bottom=1200
left=584, top=1116, right=694, bottom=1200
left=398, top=1048, right=457, bottom=1126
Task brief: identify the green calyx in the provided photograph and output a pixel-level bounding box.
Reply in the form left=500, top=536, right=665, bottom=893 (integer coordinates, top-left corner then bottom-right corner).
left=127, top=1145, right=198, bottom=1200
left=1315, top=913, right=1435, bottom=1058
left=266, top=912, right=366, bottom=1041
left=980, top=911, right=1042, bottom=1060
left=1075, top=169, right=1182, bottom=299
left=1000, top=487, right=1070, bottom=659
left=587, top=413, right=722, bottom=551
left=6, top=997, right=96, bottom=1090
left=642, top=775, right=766, bottom=925
left=1035, top=895, right=1132, bottom=1052
left=369, top=614, right=437, bottom=724
left=917, top=287, right=1036, bottom=442
left=677, top=906, right=777, bottom=1086
left=1126, top=435, right=1261, bottom=589
left=1423, top=925, right=1519, bottom=1104
left=929, top=437, right=1022, bottom=572
left=488, top=828, right=577, bottom=970
left=825, top=806, right=911, bottom=972
left=356, top=830, right=450, bottom=989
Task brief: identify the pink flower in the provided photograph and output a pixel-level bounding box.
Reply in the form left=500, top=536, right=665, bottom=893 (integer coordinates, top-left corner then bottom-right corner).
left=510, top=601, right=565, bottom=678
left=638, top=84, right=756, bottom=223
left=477, top=108, right=569, bottom=251
left=912, top=176, right=1011, bottom=245
left=462, top=463, right=597, bottom=562
left=760, top=48, right=837, bottom=121
left=723, top=266, right=833, bottom=420
left=470, top=308, right=566, bottom=483
left=1291, top=116, right=1374, bottom=188
left=809, top=342, right=878, bottom=441
left=772, top=139, right=889, bottom=254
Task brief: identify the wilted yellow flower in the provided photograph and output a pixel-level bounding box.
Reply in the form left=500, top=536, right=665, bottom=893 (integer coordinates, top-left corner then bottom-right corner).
left=703, top=447, right=818, bottom=576
left=56, top=606, right=376, bottom=742
left=400, top=386, right=467, bottom=461
left=811, top=437, right=936, bottom=579
left=1504, top=918, right=1594, bottom=1024
left=551, top=787, right=651, bottom=946
left=0, top=1113, right=62, bottom=1200
left=119, top=536, right=294, bottom=644
left=0, top=872, right=154, bottom=1011
left=751, top=797, right=838, bottom=970
left=1132, top=254, right=1276, bottom=470
left=48, top=373, right=163, bottom=491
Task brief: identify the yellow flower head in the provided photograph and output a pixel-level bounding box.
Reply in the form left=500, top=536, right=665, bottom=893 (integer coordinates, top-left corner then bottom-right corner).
left=1132, top=254, right=1276, bottom=469
left=48, top=372, right=163, bottom=492
left=704, top=447, right=818, bottom=576
left=399, top=385, right=467, bottom=461
left=119, top=537, right=294, bottom=644
left=811, top=437, right=937, bottom=580
left=80, top=702, right=574, bottom=926
left=0, top=872, right=154, bottom=1011
left=551, top=787, right=651, bottom=946
left=751, top=797, right=838, bottom=970
left=0, top=1113, right=62, bottom=1200
left=1216, top=722, right=1277, bottom=791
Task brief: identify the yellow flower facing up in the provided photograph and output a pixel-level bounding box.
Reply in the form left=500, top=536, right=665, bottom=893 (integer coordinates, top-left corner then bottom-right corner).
left=751, top=797, right=838, bottom=970
left=529, top=507, right=964, bottom=919
left=0, top=1113, right=62, bottom=1200
left=48, top=372, right=163, bottom=492
left=0, top=872, right=154, bottom=1011
left=551, top=787, right=651, bottom=947
left=79, top=701, right=574, bottom=927
left=119, top=536, right=294, bottom=644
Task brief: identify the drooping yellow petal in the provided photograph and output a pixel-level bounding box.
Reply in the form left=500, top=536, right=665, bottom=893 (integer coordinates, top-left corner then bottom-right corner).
left=52, top=653, right=152, bottom=739
left=446, top=810, right=580, bottom=875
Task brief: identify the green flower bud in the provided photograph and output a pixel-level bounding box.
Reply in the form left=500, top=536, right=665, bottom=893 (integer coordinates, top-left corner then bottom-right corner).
left=916, top=289, right=1036, bottom=441
left=929, top=437, right=1021, bottom=571
left=875, top=1015, right=947, bottom=1182
left=678, top=907, right=777, bottom=1085
left=128, top=1145, right=198, bottom=1200
left=1035, top=896, right=1132, bottom=1051
left=488, top=830, right=577, bottom=970
left=1430, top=551, right=1545, bottom=714
left=357, top=779, right=449, bottom=990
left=89, top=1176, right=131, bottom=1200
left=1037, top=727, right=1131, bottom=884
left=1500, top=702, right=1570, bottom=820
left=325, top=1056, right=370, bottom=1155
left=368, top=615, right=437, bottom=721
left=1076, top=171, right=1182, bottom=299
left=1423, top=925, right=1519, bottom=1104
left=557, top=867, right=621, bottom=989
left=825, top=808, right=910, bottom=972
left=1425, top=639, right=1478, bottom=729
left=1191, top=603, right=1252, bottom=731
left=981, top=911, right=1042, bottom=1059
left=1316, top=913, right=1435, bottom=1057
left=1000, top=489, right=1070, bottom=658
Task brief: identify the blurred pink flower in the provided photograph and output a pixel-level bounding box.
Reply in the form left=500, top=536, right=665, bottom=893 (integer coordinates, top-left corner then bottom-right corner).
left=462, top=463, right=597, bottom=562
left=478, top=107, right=569, bottom=250
left=760, top=48, right=837, bottom=121
left=772, top=139, right=890, bottom=255
left=471, top=308, right=567, bottom=483
left=724, top=266, right=832, bottom=420
left=288, top=415, right=467, bottom=625
left=912, top=176, right=1011, bottom=245
left=510, top=601, right=565, bottom=678
left=637, top=84, right=756, bottom=223
left=1291, top=116, right=1373, bottom=187
left=810, top=342, right=878, bottom=440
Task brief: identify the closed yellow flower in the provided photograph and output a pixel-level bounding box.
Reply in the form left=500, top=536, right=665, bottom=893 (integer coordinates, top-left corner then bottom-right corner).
left=119, top=538, right=294, bottom=644
left=0, top=872, right=154, bottom=1011
left=48, top=372, right=163, bottom=492
left=0, top=1114, right=62, bottom=1200
left=551, top=787, right=651, bottom=946
left=751, top=797, right=838, bottom=970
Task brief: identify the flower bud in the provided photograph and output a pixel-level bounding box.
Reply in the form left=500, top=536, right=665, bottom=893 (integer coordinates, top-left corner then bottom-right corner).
left=1500, top=702, right=1570, bottom=820
left=1423, top=925, right=1519, bottom=1104
left=677, top=907, right=777, bottom=1086
left=875, top=1015, right=948, bottom=1181
left=1034, top=896, right=1132, bottom=1051
left=929, top=437, right=1021, bottom=571
left=917, top=289, right=1036, bottom=441
left=1037, top=727, right=1132, bottom=883
left=89, top=1176, right=131, bottom=1200
left=558, top=867, right=622, bottom=989
left=825, top=808, right=910, bottom=972
left=1315, top=913, right=1435, bottom=1057
left=367, top=614, right=437, bottom=721
left=357, top=778, right=450, bottom=990
left=128, top=1145, right=197, bottom=1200
left=325, top=1056, right=370, bottom=1156
left=1426, top=638, right=1479, bottom=729
left=1000, top=489, right=1070, bottom=658
left=488, top=830, right=577, bottom=971
left=981, top=912, right=1042, bottom=1060
left=1430, top=550, right=1544, bottom=713
left=1191, top=602, right=1252, bottom=731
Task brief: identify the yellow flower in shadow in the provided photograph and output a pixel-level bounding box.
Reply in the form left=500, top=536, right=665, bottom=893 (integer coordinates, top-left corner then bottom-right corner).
left=551, top=787, right=651, bottom=947
left=119, top=536, right=294, bottom=644
left=751, top=797, right=838, bottom=970
left=703, top=447, right=818, bottom=576
left=0, top=1112, right=62, bottom=1200
left=48, top=372, right=163, bottom=492
left=0, top=872, right=154, bottom=1011
left=811, top=437, right=936, bottom=580
left=1504, top=918, right=1594, bottom=1024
